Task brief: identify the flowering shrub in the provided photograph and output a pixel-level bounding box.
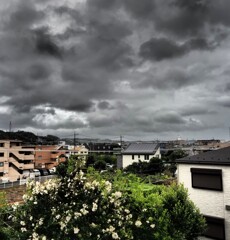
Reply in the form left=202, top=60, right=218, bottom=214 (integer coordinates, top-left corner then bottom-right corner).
left=9, top=171, right=156, bottom=240
left=5, top=167, right=206, bottom=240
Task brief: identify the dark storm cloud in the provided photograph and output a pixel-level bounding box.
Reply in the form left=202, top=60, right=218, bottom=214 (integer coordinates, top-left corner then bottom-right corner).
left=27, top=63, right=51, bottom=80
left=97, top=101, right=114, bottom=110
left=217, top=98, right=230, bottom=108
left=139, top=38, right=186, bottom=61
left=0, top=0, right=229, bottom=138
left=180, top=106, right=216, bottom=116
left=139, top=37, right=213, bottom=61
left=154, top=112, right=186, bottom=125
left=135, top=68, right=194, bottom=90
left=34, top=29, right=62, bottom=58
left=122, top=0, right=155, bottom=19
left=7, top=0, right=44, bottom=31
left=32, top=108, right=56, bottom=115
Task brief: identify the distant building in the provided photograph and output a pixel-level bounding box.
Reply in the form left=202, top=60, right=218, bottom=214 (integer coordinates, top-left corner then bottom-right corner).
left=176, top=147, right=230, bottom=240
left=86, top=143, right=121, bottom=155
left=68, top=145, right=89, bottom=160
left=35, top=145, right=67, bottom=169
left=121, top=143, right=161, bottom=168
left=0, top=140, right=35, bottom=182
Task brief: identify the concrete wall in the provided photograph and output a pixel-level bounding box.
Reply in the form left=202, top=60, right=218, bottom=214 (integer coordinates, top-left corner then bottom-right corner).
left=177, top=164, right=230, bottom=240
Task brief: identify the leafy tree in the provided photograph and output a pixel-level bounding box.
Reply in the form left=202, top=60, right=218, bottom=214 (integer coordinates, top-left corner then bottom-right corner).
left=125, top=158, right=164, bottom=175
left=94, top=160, right=106, bottom=170
left=86, top=154, right=96, bottom=167
left=56, top=155, right=85, bottom=177
left=162, top=150, right=188, bottom=176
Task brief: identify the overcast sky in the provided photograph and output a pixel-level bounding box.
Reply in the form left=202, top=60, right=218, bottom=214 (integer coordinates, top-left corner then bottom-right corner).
left=0, top=0, right=230, bottom=141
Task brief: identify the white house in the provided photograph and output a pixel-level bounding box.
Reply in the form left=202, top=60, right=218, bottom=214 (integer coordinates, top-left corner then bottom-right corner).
left=176, top=147, right=230, bottom=240
left=121, top=143, right=161, bottom=169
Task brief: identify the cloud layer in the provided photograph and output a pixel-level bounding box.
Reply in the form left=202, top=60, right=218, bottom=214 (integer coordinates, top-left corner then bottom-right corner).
left=0, top=0, right=230, bottom=140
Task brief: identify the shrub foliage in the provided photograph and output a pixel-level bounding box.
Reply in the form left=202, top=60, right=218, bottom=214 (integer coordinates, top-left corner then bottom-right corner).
left=1, top=167, right=206, bottom=239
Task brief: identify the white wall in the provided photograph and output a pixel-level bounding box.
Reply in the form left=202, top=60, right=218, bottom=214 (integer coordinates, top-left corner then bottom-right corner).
left=122, top=148, right=161, bottom=168
left=177, top=164, right=230, bottom=240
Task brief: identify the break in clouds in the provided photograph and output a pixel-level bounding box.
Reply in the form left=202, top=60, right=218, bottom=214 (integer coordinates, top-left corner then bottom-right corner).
left=0, top=0, right=230, bottom=140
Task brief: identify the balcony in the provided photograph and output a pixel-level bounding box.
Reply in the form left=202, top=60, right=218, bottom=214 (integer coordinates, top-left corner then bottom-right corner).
left=22, top=163, right=34, bottom=170
left=11, top=151, right=34, bottom=161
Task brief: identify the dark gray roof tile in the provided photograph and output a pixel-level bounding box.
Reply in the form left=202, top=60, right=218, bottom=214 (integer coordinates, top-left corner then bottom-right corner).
left=176, top=147, right=230, bottom=165
left=122, top=143, right=159, bottom=154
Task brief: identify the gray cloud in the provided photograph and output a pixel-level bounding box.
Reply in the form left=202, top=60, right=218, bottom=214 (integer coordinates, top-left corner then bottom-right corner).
left=179, top=106, right=217, bottom=116
left=139, top=37, right=213, bottom=61
left=0, top=0, right=229, bottom=140
left=154, top=111, right=186, bottom=125
left=135, top=68, right=194, bottom=90
left=97, top=101, right=114, bottom=110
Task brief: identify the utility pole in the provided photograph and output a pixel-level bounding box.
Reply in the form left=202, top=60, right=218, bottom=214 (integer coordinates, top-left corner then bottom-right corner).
left=120, top=135, right=123, bottom=151
left=74, top=131, right=76, bottom=151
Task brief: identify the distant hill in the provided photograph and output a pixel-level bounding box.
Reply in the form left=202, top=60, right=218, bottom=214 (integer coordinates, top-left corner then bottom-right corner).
left=0, top=130, right=59, bottom=145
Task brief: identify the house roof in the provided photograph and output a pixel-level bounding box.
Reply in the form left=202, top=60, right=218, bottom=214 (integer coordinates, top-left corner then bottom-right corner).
left=122, top=143, right=159, bottom=154
left=176, top=146, right=230, bottom=166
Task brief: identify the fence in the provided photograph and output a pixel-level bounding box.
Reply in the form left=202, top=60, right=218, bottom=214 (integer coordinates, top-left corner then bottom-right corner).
left=0, top=175, right=56, bottom=189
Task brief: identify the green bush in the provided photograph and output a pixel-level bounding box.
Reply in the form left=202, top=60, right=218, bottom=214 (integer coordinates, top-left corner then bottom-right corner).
left=5, top=169, right=206, bottom=239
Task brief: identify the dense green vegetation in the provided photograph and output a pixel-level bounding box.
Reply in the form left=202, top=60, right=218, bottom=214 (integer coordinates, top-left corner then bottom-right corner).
left=124, top=150, right=188, bottom=177
left=0, top=157, right=206, bottom=240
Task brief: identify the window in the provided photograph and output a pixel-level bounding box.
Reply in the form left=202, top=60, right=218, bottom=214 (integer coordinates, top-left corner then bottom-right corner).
left=203, top=215, right=225, bottom=240
left=144, top=155, right=149, bottom=160
left=0, top=162, right=4, bottom=167
left=132, top=155, right=134, bottom=160
left=191, top=168, right=223, bottom=191
left=0, top=172, right=3, bottom=176
left=138, top=155, right=140, bottom=159
left=0, top=153, right=4, bottom=157
left=0, top=143, right=4, bottom=147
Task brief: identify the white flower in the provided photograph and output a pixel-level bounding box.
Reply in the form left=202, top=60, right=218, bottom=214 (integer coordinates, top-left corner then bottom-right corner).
left=92, top=202, right=98, bottom=212
left=60, top=221, right=66, bottom=230
left=80, top=208, right=89, bottom=215
left=74, top=227, right=80, bottom=234
left=38, top=218, right=43, bottom=226
left=20, top=221, right=26, bottom=226
left=150, top=224, right=155, bottom=229
left=66, top=215, right=71, bottom=223
left=114, top=191, right=122, bottom=198
left=105, top=181, right=112, bottom=192
left=135, top=220, right=142, bottom=227
left=91, top=223, right=97, bottom=228
left=21, top=227, right=27, bottom=232
left=112, top=232, right=119, bottom=239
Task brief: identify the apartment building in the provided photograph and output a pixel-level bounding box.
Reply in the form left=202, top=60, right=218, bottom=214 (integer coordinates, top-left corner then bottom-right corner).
left=0, top=140, right=35, bottom=182
left=35, top=145, right=67, bottom=169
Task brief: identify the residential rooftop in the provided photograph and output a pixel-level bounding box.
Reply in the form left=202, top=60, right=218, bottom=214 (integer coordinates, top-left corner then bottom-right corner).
left=122, top=143, right=159, bottom=154
left=176, top=146, right=230, bottom=165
